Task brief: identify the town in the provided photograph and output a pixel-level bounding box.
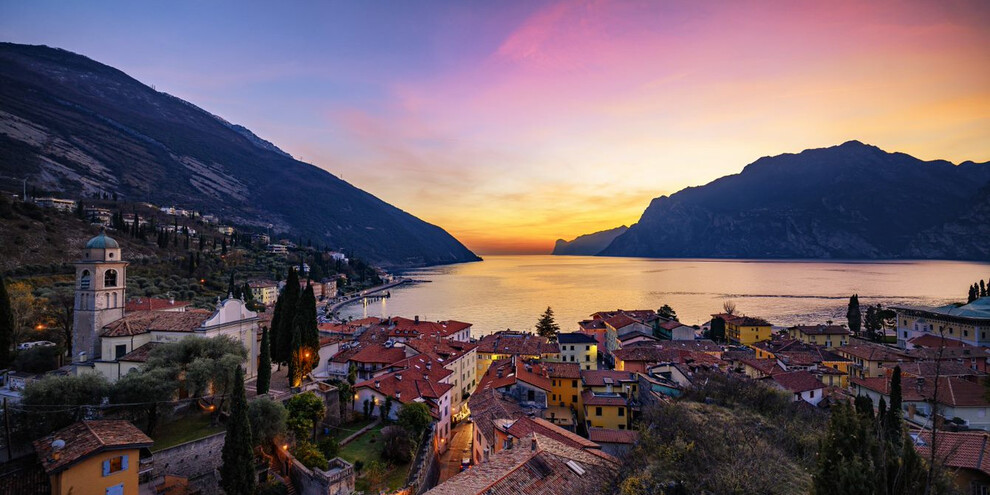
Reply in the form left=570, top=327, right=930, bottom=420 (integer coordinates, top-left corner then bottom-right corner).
left=1, top=227, right=989, bottom=495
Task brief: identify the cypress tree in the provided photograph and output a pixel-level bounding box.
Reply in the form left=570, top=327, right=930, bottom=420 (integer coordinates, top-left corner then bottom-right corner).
left=287, top=310, right=303, bottom=388
left=289, top=283, right=318, bottom=386
left=970, top=284, right=979, bottom=303
left=220, top=366, right=255, bottom=495
left=981, top=280, right=987, bottom=298
left=846, top=294, right=862, bottom=336
left=257, top=328, right=271, bottom=395
left=269, top=295, right=286, bottom=368
left=227, top=272, right=237, bottom=298
left=0, top=275, right=14, bottom=368
left=275, top=269, right=301, bottom=365
left=886, top=366, right=903, bottom=446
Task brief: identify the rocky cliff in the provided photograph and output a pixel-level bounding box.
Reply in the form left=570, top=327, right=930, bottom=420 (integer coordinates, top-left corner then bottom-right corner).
left=596, top=141, right=990, bottom=260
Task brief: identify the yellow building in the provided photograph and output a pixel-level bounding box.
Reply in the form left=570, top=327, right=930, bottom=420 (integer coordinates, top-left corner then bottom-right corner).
left=545, top=362, right=584, bottom=424
left=712, top=313, right=772, bottom=345
left=556, top=332, right=598, bottom=370
left=836, top=340, right=909, bottom=379
left=34, top=420, right=153, bottom=495
left=475, top=331, right=558, bottom=377
left=788, top=325, right=850, bottom=348
left=582, top=390, right=629, bottom=430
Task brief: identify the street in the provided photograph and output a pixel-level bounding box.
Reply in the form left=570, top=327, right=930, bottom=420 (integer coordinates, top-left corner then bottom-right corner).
left=437, top=421, right=473, bottom=483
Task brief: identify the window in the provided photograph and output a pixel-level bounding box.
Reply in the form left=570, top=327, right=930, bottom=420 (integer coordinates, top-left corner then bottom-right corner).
left=618, top=407, right=624, bottom=417
left=102, top=455, right=128, bottom=476
left=115, top=345, right=127, bottom=360
left=571, top=380, right=577, bottom=388
left=595, top=407, right=604, bottom=416
left=619, top=425, right=625, bottom=430
left=527, top=390, right=535, bottom=402
left=104, top=269, right=118, bottom=288
left=585, top=345, right=590, bottom=351
left=571, top=395, right=577, bottom=403
left=80, top=270, right=91, bottom=289
left=106, top=484, right=124, bottom=495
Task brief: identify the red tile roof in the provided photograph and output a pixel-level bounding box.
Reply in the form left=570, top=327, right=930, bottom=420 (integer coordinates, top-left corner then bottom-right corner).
left=581, top=390, right=627, bottom=407
left=505, top=416, right=600, bottom=451
left=119, top=342, right=162, bottom=363
left=543, top=362, right=581, bottom=380
left=851, top=375, right=990, bottom=407
left=102, top=311, right=208, bottom=337
left=34, top=420, right=152, bottom=474
left=578, top=320, right=606, bottom=331
left=915, top=431, right=990, bottom=476
left=468, top=389, right=529, bottom=444
left=124, top=297, right=191, bottom=312
left=580, top=370, right=636, bottom=388
left=740, top=358, right=783, bottom=376
left=907, top=334, right=971, bottom=349
left=348, top=344, right=407, bottom=365
left=588, top=427, right=639, bottom=445
left=477, top=331, right=556, bottom=356
left=711, top=313, right=771, bottom=326
left=837, top=341, right=909, bottom=362
left=791, top=325, right=849, bottom=336
left=771, top=371, right=824, bottom=393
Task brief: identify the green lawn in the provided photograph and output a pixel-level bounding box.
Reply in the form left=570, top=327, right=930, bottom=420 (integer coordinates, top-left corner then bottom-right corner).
left=336, top=423, right=410, bottom=492
left=331, top=417, right=377, bottom=443
left=151, top=412, right=224, bottom=452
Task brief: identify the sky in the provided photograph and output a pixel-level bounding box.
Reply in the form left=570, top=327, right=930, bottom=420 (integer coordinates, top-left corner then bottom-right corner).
left=2, top=1, right=989, bottom=255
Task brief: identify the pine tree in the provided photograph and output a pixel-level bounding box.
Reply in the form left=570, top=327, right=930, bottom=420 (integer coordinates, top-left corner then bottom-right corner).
left=0, top=275, right=14, bottom=368
left=220, top=366, right=255, bottom=495
left=257, top=328, right=271, bottom=395
left=846, top=294, right=861, bottom=336
left=981, top=280, right=987, bottom=298
left=535, top=306, right=560, bottom=343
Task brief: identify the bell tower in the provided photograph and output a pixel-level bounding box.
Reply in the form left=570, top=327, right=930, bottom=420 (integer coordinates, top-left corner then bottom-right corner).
left=72, top=228, right=127, bottom=363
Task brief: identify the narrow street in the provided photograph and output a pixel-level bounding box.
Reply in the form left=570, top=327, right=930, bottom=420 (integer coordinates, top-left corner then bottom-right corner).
left=437, top=421, right=473, bottom=483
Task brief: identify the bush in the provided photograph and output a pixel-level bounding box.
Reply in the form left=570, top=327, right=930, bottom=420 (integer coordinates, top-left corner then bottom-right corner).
left=380, top=425, right=414, bottom=464
left=318, top=436, right=340, bottom=460
left=291, top=440, right=328, bottom=471
left=13, top=346, right=60, bottom=373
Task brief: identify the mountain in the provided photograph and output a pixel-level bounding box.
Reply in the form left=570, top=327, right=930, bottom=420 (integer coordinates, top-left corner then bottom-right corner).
left=551, top=225, right=628, bottom=255
left=0, top=43, right=480, bottom=267
left=594, top=141, right=990, bottom=260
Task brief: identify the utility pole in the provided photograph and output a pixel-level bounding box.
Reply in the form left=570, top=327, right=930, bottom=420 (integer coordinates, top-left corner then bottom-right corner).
left=3, top=397, right=12, bottom=460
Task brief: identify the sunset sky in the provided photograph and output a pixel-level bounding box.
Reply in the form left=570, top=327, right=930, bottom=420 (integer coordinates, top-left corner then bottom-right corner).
left=2, top=1, right=989, bottom=254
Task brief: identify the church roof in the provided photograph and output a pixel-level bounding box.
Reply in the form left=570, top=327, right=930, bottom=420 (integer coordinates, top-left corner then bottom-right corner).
left=102, top=311, right=209, bottom=337
left=85, top=229, right=119, bottom=249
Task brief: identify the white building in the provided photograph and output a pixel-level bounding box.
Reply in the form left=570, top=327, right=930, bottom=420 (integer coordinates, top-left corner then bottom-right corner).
left=71, top=229, right=260, bottom=382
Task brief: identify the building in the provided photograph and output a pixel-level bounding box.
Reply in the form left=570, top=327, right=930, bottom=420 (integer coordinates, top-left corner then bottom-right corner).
left=475, top=331, right=558, bottom=377
left=577, top=319, right=608, bottom=351
left=477, top=358, right=552, bottom=410
left=123, top=297, right=189, bottom=313
left=711, top=313, right=772, bottom=345
left=582, top=390, right=629, bottom=430
left=545, top=362, right=583, bottom=427
left=787, top=324, right=850, bottom=348
left=612, top=340, right=723, bottom=373
left=467, top=389, right=530, bottom=465
left=914, top=430, right=990, bottom=494
left=404, top=337, right=478, bottom=420
left=248, top=281, right=279, bottom=306
left=587, top=428, right=639, bottom=457
left=836, top=340, right=910, bottom=379
left=852, top=375, right=990, bottom=431
left=352, top=353, right=454, bottom=453
left=556, top=332, right=598, bottom=370
left=71, top=230, right=260, bottom=382
left=217, top=226, right=235, bottom=235
left=425, top=432, right=619, bottom=495
left=34, top=420, right=153, bottom=495
left=655, top=319, right=696, bottom=341
left=770, top=370, right=825, bottom=406
left=34, top=197, right=77, bottom=212
left=892, top=298, right=990, bottom=348
left=83, top=207, right=113, bottom=225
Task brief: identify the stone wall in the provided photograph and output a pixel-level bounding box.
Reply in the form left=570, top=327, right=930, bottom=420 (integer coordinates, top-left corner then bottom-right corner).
left=151, top=431, right=225, bottom=492
left=404, top=423, right=440, bottom=495
left=273, top=447, right=355, bottom=495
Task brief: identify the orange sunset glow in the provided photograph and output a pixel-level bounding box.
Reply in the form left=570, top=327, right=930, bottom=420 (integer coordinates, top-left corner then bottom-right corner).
left=5, top=1, right=989, bottom=254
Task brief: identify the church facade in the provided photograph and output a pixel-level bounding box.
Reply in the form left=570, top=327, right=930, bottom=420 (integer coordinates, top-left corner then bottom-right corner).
left=73, top=230, right=261, bottom=382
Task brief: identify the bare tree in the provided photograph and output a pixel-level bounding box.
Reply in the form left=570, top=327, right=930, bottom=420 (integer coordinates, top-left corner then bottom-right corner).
left=722, top=300, right=737, bottom=315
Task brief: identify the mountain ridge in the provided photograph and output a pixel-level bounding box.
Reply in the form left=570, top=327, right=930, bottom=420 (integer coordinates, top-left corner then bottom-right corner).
left=586, top=141, right=990, bottom=260
left=0, top=42, right=480, bottom=267
left=552, top=225, right=629, bottom=255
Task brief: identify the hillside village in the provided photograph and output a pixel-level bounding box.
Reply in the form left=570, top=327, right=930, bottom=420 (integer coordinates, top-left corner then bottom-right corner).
left=1, top=224, right=989, bottom=495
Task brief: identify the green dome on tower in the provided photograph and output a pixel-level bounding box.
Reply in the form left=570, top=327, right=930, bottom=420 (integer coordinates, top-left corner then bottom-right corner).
left=85, top=228, right=120, bottom=249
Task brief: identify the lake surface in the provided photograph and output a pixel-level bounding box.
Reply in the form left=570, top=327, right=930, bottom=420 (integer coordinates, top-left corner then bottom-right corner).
left=338, top=255, right=990, bottom=337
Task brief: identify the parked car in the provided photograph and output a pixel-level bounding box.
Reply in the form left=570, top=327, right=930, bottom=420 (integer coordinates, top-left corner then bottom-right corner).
left=17, top=341, right=56, bottom=350
left=460, top=458, right=471, bottom=472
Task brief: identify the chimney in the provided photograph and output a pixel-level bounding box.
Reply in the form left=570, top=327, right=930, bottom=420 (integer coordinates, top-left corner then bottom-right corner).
left=397, top=373, right=402, bottom=381
left=395, top=391, right=401, bottom=400
left=426, top=361, right=432, bottom=370
left=375, top=380, right=380, bottom=389
left=497, top=368, right=503, bottom=378
left=916, top=377, right=925, bottom=393
left=415, top=315, right=420, bottom=324
left=530, top=433, right=537, bottom=451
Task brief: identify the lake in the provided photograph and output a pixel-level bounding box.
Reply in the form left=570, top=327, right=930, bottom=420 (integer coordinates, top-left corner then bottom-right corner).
left=338, top=255, right=990, bottom=337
